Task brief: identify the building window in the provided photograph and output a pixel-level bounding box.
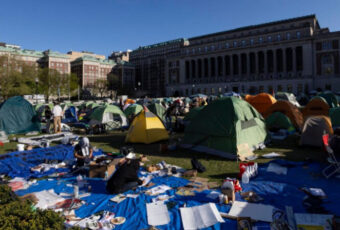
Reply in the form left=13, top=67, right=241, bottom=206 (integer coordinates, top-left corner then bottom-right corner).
left=296, top=31, right=301, bottom=39
left=297, top=84, right=303, bottom=93
left=225, top=42, right=230, bottom=48
left=286, top=32, right=291, bottom=40
left=198, top=47, right=201, bottom=53
left=211, top=45, right=215, bottom=51
left=259, top=85, right=264, bottom=92
left=259, top=37, right=263, bottom=43
left=267, top=36, right=272, bottom=42
left=277, top=34, right=281, bottom=41
left=205, top=46, right=208, bottom=52
left=250, top=39, right=254, bottom=45
left=192, top=48, right=195, bottom=54
left=325, top=84, right=332, bottom=90
left=233, top=41, right=237, bottom=47
left=277, top=85, right=283, bottom=92
left=242, top=40, right=246, bottom=47
left=211, top=88, right=215, bottom=94
left=322, top=41, right=332, bottom=50
left=287, top=84, right=293, bottom=93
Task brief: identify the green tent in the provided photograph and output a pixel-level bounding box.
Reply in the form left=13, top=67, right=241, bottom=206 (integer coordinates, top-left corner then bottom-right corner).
left=124, top=104, right=143, bottom=118
left=265, top=112, right=295, bottom=131
left=182, top=97, right=268, bottom=159
left=89, top=105, right=128, bottom=129
left=147, top=103, right=166, bottom=121
left=330, top=107, right=340, bottom=127
left=318, top=93, right=338, bottom=108
left=0, top=96, right=41, bottom=134
left=183, top=106, right=204, bottom=121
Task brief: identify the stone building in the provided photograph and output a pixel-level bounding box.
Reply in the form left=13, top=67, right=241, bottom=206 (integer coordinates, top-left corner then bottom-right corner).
left=129, top=39, right=189, bottom=96
left=161, top=15, right=340, bottom=96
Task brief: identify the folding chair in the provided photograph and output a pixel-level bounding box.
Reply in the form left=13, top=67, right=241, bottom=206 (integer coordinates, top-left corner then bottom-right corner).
left=322, top=134, right=340, bottom=178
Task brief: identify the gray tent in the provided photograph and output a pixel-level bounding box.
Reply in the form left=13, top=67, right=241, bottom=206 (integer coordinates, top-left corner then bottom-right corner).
left=300, top=116, right=333, bottom=147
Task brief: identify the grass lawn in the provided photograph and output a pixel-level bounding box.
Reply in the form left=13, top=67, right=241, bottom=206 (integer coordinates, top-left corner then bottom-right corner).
left=0, top=131, right=325, bottom=183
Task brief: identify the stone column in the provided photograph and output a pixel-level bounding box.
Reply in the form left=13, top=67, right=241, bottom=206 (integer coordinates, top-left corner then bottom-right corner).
left=264, top=50, right=268, bottom=78
left=282, top=49, right=286, bottom=75
left=246, top=53, right=251, bottom=77
left=292, top=47, right=297, bottom=74
left=230, top=55, right=234, bottom=78
left=273, top=50, right=277, bottom=78
left=222, top=56, right=226, bottom=77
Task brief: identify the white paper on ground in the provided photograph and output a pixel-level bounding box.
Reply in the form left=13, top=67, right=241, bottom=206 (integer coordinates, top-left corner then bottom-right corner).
left=126, top=194, right=139, bottom=199
left=228, top=201, right=274, bottom=222
left=262, top=152, right=283, bottom=158
left=146, top=185, right=171, bottom=195
left=140, top=175, right=153, bottom=187
left=206, top=191, right=221, bottom=199
left=146, top=203, right=170, bottom=226
left=180, top=203, right=224, bottom=230
left=33, top=189, right=65, bottom=210
left=267, top=163, right=288, bottom=175
left=295, top=213, right=333, bottom=228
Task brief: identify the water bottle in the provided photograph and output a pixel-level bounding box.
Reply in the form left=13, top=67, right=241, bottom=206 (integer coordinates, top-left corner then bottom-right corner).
left=242, top=171, right=250, bottom=184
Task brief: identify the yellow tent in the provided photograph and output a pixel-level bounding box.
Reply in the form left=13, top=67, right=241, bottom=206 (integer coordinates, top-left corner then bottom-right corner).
left=125, top=109, right=169, bottom=144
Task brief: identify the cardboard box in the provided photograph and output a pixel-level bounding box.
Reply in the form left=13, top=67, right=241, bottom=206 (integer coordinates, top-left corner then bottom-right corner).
left=89, top=157, right=123, bottom=178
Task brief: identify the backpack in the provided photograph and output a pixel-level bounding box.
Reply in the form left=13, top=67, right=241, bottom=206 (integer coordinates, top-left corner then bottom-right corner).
left=191, top=158, right=206, bottom=173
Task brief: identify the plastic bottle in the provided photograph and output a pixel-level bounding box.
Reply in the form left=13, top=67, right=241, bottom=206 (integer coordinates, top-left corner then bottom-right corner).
left=242, top=171, right=250, bottom=184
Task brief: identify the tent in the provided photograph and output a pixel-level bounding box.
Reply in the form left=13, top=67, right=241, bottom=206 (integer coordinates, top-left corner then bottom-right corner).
left=265, top=112, right=295, bottom=131
left=329, top=107, right=340, bottom=127
left=0, top=96, right=41, bottom=134
left=275, top=92, right=300, bottom=107
left=62, top=106, right=78, bottom=124
left=300, top=116, right=333, bottom=147
left=263, top=100, right=303, bottom=130
left=124, top=104, right=143, bottom=118
left=302, top=96, right=330, bottom=119
left=223, top=91, right=241, bottom=97
left=89, top=105, right=127, bottom=129
left=244, top=93, right=277, bottom=115
left=183, top=106, right=204, bottom=122
left=125, top=109, right=169, bottom=144
left=190, top=94, right=207, bottom=99
left=147, top=103, right=166, bottom=122
left=182, top=97, right=268, bottom=159
left=318, top=93, right=338, bottom=108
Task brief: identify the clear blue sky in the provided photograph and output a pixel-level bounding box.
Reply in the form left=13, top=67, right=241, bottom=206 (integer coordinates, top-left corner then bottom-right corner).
left=1, top=0, right=339, bottom=56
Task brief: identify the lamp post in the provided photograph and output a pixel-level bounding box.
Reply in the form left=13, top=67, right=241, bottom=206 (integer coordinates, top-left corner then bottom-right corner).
left=35, top=78, right=39, bottom=104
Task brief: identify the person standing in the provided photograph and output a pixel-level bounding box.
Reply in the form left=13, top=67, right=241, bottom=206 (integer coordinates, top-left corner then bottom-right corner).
left=52, top=101, right=63, bottom=133
left=44, top=106, right=52, bottom=134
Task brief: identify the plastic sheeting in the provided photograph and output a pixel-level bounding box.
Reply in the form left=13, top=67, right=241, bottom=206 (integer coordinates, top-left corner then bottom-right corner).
left=0, top=145, right=102, bottom=179
left=10, top=157, right=340, bottom=229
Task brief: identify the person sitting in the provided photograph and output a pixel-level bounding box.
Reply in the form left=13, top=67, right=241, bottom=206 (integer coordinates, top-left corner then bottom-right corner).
left=106, top=155, right=144, bottom=194
left=74, top=137, right=93, bottom=167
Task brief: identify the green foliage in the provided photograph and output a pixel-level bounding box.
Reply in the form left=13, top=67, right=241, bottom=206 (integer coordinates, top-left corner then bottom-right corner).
left=0, top=185, right=69, bottom=230
left=0, top=55, right=81, bottom=101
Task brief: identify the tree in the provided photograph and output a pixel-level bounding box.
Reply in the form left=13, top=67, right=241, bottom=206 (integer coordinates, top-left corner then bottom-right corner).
left=93, top=78, right=108, bottom=98
left=107, top=73, right=120, bottom=98
left=38, top=68, right=63, bottom=102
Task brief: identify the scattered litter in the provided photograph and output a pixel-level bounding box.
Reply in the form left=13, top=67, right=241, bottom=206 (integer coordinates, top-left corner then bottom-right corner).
left=126, top=194, right=139, bottom=199
left=180, top=203, right=224, bottom=229
left=145, top=185, right=171, bottom=196
left=33, top=189, right=65, bottom=210
left=146, top=203, right=170, bottom=226
left=110, top=194, right=126, bottom=203
left=228, top=201, right=274, bottom=222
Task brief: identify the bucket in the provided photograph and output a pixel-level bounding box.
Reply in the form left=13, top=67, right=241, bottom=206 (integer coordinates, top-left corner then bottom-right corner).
left=17, top=144, right=25, bottom=151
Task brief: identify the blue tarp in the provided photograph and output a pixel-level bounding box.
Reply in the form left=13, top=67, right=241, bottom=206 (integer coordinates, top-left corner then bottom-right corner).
left=0, top=145, right=102, bottom=179
left=2, top=146, right=339, bottom=229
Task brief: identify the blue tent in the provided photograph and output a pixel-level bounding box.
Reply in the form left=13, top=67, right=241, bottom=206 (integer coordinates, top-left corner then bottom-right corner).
left=62, top=106, right=78, bottom=124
